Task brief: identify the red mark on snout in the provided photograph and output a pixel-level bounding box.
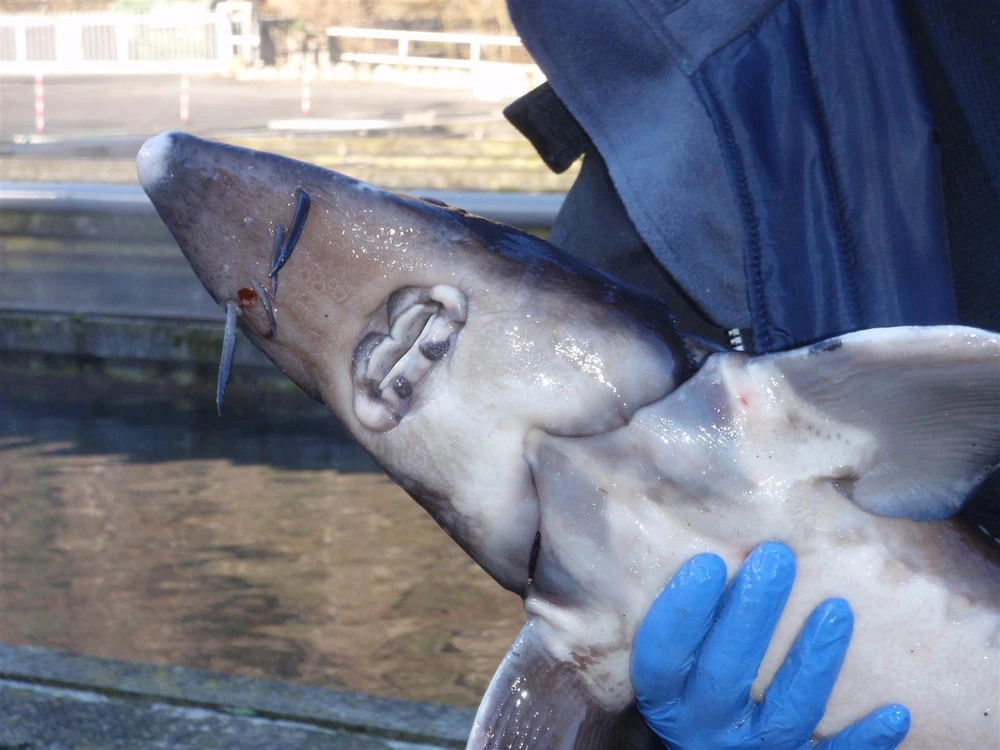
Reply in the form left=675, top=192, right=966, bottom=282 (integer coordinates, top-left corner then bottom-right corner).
left=237, top=287, right=258, bottom=309
left=739, top=394, right=749, bottom=407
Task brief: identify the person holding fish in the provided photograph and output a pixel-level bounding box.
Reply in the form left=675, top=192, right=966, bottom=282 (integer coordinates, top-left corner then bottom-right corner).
left=136, top=0, right=997, bottom=744
left=630, top=543, right=910, bottom=748
left=503, top=0, right=997, bottom=747
left=140, top=137, right=996, bottom=747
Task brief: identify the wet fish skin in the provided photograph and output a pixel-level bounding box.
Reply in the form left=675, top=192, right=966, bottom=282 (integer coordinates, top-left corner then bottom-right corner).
left=500, top=328, right=1000, bottom=746
left=137, top=131, right=687, bottom=597
left=138, top=132, right=1000, bottom=749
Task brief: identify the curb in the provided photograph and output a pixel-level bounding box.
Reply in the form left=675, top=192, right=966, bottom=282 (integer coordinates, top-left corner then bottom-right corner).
left=0, top=643, right=474, bottom=749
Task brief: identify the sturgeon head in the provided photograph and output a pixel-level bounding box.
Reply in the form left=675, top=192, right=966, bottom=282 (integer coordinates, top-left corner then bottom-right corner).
left=137, top=132, right=688, bottom=597
left=139, top=134, right=1000, bottom=749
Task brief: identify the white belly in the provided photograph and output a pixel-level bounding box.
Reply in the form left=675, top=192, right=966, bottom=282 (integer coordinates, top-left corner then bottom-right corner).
left=527, top=459, right=1000, bottom=749
left=524, top=331, right=1000, bottom=748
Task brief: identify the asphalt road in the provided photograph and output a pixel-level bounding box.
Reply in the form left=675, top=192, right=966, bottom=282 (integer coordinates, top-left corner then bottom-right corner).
left=0, top=74, right=503, bottom=140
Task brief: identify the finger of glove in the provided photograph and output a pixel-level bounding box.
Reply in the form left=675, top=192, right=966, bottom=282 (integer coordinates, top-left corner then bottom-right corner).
left=754, top=598, right=854, bottom=746
left=686, top=542, right=796, bottom=716
left=631, top=552, right=728, bottom=710
left=814, top=705, right=911, bottom=750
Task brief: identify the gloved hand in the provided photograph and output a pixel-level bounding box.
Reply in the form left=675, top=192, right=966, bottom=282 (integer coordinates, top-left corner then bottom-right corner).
left=631, top=542, right=910, bottom=749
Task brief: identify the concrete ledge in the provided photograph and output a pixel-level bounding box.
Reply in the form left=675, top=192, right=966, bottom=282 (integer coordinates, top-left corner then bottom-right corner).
left=0, top=643, right=474, bottom=749
left=0, top=310, right=269, bottom=368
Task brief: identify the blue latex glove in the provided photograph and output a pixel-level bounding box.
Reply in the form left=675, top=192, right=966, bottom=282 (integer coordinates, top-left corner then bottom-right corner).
left=631, top=542, right=910, bottom=749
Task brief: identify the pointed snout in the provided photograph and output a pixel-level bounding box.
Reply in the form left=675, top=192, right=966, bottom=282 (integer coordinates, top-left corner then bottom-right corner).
left=133, top=131, right=478, bottom=410
left=135, top=131, right=333, bottom=308
left=135, top=131, right=480, bottom=323
left=136, top=131, right=178, bottom=196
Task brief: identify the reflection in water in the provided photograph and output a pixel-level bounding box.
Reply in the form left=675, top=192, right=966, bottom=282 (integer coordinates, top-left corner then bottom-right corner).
left=0, top=367, right=522, bottom=707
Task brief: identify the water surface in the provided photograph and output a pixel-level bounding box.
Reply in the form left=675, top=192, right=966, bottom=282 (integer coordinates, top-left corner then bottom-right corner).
left=0, top=366, right=522, bottom=707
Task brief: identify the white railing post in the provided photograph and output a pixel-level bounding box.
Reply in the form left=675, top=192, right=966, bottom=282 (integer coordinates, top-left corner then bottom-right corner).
left=216, top=5, right=233, bottom=73
left=55, top=16, right=83, bottom=65
left=214, top=0, right=257, bottom=70
left=115, top=18, right=130, bottom=64
left=13, top=19, right=27, bottom=63
left=469, top=40, right=481, bottom=75
left=397, top=36, right=408, bottom=64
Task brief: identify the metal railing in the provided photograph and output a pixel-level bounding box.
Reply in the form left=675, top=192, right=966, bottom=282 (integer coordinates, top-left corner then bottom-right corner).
left=326, top=27, right=537, bottom=75
left=0, top=181, right=563, bottom=228
left=0, top=12, right=539, bottom=87
left=0, top=2, right=256, bottom=76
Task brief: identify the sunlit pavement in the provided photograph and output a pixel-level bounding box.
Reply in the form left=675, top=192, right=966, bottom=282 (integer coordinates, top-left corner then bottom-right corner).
left=0, top=75, right=504, bottom=142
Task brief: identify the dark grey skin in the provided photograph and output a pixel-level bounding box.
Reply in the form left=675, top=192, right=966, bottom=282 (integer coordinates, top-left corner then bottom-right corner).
left=138, top=131, right=689, bottom=599
left=138, top=132, right=1000, bottom=749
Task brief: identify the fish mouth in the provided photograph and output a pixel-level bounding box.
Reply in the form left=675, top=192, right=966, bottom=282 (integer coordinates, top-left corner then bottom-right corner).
left=352, top=285, right=467, bottom=431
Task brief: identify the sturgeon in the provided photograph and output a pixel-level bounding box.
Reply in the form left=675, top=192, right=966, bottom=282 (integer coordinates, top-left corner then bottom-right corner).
left=137, top=132, right=1000, bottom=749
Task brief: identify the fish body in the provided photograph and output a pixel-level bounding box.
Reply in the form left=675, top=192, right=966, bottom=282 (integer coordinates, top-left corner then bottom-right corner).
left=508, top=335, right=1000, bottom=747
left=138, top=133, right=1000, bottom=748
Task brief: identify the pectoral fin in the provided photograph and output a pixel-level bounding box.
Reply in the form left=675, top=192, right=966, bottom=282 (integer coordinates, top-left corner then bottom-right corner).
left=649, top=325, right=999, bottom=520
left=760, top=326, right=999, bottom=518
left=469, top=621, right=654, bottom=749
